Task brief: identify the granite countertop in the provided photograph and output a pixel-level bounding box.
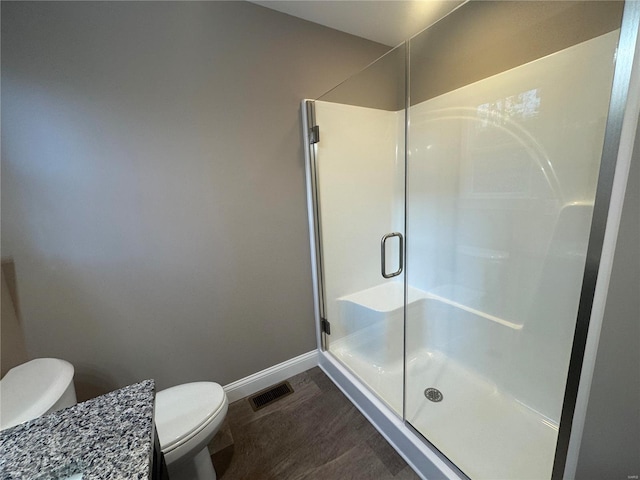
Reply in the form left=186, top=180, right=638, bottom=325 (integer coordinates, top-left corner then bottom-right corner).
left=0, top=379, right=156, bottom=480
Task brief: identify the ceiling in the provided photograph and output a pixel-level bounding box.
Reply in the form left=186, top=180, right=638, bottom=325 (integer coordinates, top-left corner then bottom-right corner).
left=251, top=1, right=464, bottom=47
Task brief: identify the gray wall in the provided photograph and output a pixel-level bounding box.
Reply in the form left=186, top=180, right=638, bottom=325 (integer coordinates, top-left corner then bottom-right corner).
left=320, top=43, right=405, bottom=111
left=1, top=1, right=389, bottom=399
left=1, top=260, right=28, bottom=376
left=575, top=120, right=640, bottom=477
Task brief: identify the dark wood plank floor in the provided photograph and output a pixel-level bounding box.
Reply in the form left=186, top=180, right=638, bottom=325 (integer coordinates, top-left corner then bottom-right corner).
left=210, top=367, right=420, bottom=480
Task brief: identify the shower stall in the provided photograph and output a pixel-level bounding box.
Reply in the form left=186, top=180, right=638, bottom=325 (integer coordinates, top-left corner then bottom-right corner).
left=302, top=1, right=638, bottom=479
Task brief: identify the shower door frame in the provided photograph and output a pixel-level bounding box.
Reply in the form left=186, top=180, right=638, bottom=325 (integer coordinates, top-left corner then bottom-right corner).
left=301, top=1, right=640, bottom=478
left=301, top=100, right=328, bottom=353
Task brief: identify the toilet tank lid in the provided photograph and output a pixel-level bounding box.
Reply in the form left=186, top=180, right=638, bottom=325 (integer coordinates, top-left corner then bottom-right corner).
left=0, top=358, right=75, bottom=430
left=155, top=382, right=227, bottom=451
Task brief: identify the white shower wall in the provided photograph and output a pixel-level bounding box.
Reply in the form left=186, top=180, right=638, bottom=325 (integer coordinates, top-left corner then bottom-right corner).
left=407, top=30, right=618, bottom=423
left=314, top=102, right=404, bottom=344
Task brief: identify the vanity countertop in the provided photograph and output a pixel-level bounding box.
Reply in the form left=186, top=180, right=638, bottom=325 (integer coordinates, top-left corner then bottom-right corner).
left=0, top=379, right=156, bottom=480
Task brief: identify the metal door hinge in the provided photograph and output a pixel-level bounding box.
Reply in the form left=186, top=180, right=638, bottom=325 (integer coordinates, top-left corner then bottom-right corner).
left=321, top=318, right=331, bottom=335
left=310, top=125, right=320, bottom=144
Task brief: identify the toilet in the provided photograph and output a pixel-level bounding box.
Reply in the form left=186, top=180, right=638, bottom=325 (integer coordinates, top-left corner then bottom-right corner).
left=0, top=358, right=77, bottom=431
left=154, top=382, right=228, bottom=480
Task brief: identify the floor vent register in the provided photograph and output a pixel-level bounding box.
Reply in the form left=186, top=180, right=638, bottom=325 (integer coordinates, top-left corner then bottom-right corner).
left=248, top=381, right=294, bottom=411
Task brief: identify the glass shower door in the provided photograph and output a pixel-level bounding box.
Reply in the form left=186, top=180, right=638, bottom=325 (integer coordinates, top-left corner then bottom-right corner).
left=312, top=44, right=406, bottom=414
left=404, top=1, right=623, bottom=479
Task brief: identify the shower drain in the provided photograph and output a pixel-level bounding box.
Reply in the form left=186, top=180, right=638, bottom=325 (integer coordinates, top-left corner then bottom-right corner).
left=424, top=387, right=443, bottom=402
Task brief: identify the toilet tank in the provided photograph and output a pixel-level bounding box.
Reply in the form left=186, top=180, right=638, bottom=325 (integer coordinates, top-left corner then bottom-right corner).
left=0, top=358, right=77, bottom=430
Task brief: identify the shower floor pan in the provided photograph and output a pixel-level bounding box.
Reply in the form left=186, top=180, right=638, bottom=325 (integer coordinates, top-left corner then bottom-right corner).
left=330, top=344, right=558, bottom=480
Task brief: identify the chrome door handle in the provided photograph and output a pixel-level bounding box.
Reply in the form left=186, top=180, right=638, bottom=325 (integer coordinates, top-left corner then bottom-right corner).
left=381, top=232, right=403, bottom=278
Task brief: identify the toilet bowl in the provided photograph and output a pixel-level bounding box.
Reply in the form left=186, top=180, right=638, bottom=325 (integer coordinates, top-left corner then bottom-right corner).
left=0, top=358, right=77, bottom=431
left=155, top=382, right=228, bottom=480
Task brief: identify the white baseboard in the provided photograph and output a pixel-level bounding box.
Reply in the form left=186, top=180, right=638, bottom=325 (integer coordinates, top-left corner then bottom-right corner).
left=223, top=350, right=319, bottom=403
